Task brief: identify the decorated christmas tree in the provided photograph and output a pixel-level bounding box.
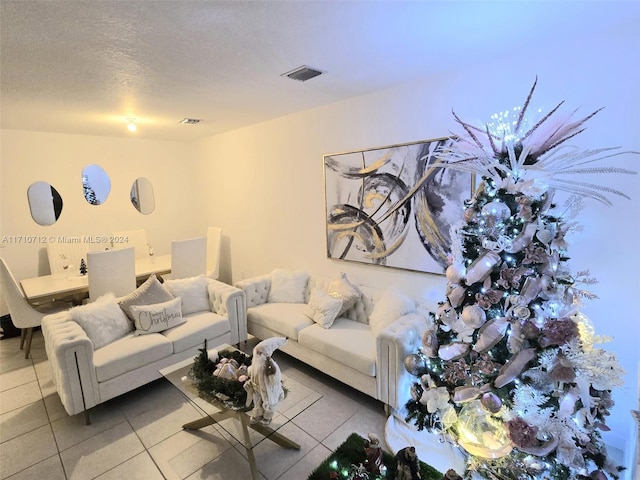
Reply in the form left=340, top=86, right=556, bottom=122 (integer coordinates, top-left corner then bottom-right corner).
left=403, top=79, right=636, bottom=479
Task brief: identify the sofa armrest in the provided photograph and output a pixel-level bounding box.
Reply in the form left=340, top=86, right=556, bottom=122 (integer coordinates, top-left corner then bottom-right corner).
left=208, top=280, right=247, bottom=344
left=41, top=311, right=99, bottom=416
left=234, top=274, right=271, bottom=308
left=376, top=312, right=427, bottom=410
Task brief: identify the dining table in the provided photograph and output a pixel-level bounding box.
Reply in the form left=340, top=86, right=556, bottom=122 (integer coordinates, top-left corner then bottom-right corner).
left=20, top=254, right=171, bottom=305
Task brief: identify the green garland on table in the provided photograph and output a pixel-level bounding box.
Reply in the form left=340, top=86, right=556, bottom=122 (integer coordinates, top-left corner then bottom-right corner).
left=188, top=348, right=253, bottom=410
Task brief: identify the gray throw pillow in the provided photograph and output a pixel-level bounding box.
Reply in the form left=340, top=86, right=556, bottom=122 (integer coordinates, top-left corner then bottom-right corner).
left=118, top=274, right=175, bottom=321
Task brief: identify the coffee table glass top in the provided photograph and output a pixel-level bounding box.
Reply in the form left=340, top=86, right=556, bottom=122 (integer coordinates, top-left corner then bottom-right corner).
left=159, top=344, right=323, bottom=451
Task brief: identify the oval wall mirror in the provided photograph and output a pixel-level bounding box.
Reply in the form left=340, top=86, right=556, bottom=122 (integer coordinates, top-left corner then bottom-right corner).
left=81, top=164, right=111, bottom=205
left=130, top=177, right=156, bottom=215
left=27, top=181, right=63, bottom=226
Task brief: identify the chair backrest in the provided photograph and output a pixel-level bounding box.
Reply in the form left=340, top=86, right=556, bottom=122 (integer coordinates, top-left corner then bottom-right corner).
left=87, top=247, right=136, bottom=300
left=206, top=226, right=222, bottom=279
left=111, top=229, right=149, bottom=259
left=0, top=258, right=42, bottom=329
left=47, top=241, right=96, bottom=274
left=171, top=236, right=207, bottom=279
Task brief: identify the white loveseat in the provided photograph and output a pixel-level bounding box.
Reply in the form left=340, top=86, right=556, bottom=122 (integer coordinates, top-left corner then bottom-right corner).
left=235, top=269, right=429, bottom=410
left=42, top=274, right=246, bottom=421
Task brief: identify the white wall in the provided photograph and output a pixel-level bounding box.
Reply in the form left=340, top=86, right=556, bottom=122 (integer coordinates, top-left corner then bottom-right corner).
left=0, top=130, right=203, bottom=307
left=193, top=23, right=639, bottom=469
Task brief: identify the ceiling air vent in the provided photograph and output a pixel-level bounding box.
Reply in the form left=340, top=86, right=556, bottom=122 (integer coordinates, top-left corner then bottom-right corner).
left=281, top=65, right=325, bottom=82
left=178, top=118, right=202, bottom=125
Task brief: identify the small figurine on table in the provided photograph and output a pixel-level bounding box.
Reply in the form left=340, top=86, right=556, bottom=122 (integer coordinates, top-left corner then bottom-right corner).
left=348, top=463, right=369, bottom=480
left=244, top=336, right=287, bottom=425
left=363, top=433, right=384, bottom=475
left=441, top=469, right=463, bottom=480
left=395, top=446, right=421, bottom=480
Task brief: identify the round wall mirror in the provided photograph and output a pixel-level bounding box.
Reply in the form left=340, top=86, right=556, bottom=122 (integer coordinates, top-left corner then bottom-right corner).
left=130, top=177, right=155, bottom=215
left=81, top=164, right=111, bottom=205
left=27, top=181, right=63, bottom=226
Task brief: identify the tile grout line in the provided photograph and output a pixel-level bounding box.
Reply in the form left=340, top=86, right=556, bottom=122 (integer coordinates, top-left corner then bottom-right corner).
left=33, top=354, right=71, bottom=479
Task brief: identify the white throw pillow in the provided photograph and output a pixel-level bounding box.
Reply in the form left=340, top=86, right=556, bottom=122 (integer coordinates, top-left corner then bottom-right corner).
left=267, top=269, right=309, bottom=303
left=304, top=288, right=343, bottom=329
left=118, top=274, right=175, bottom=321
left=129, top=297, right=184, bottom=335
left=327, top=272, right=361, bottom=316
left=70, top=293, right=133, bottom=349
left=164, top=275, right=210, bottom=315
left=369, top=286, right=416, bottom=335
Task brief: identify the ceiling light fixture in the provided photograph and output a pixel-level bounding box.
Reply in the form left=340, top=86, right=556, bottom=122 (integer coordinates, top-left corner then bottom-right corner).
left=126, top=118, right=137, bottom=132
left=281, top=65, right=325, bottom=82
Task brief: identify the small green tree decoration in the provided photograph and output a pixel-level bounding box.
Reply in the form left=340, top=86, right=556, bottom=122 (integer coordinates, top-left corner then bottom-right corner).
left=79, top=258, right=87, bottom=275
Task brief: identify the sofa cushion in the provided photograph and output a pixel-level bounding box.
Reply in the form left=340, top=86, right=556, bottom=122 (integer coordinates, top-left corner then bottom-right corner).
left=164, top=275, right=210, bottom=315
left=267, top=269, right=309, bottom=303
left=162, top=311, right=230, bottom=354
left=304, top=288, right=342, bottom=329
left=70, top=293, right=133, bottom=350
left=248, top=303, right=313, bottom=340
left=118, top=274, right=175, bottom=321
left=129, top=297, right=185, bottom=335
left=369, top=286, right=415, bottom=335
left=298, top=318, right=376, bottom=377
left=94, top=332, right=173, bottom=382
left=327, top=273, right=361, bottom=316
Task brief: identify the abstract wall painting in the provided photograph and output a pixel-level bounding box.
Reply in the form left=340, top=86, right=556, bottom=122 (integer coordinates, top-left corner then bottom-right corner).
left=324, top=137, right=473, bottom=275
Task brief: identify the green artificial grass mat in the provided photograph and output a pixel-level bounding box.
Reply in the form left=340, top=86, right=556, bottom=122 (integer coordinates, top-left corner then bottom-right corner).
left=307, top=432, right=442, bottom=480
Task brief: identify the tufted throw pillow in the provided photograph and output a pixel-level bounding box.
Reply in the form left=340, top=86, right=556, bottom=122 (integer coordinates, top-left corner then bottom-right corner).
left=164, top=275, right=210, bottom=315
left=118, top=274, right=175, bottom=321
left=267, top=269, right=309, bottom=304
left=129, top=297, right=184, bottom=335
left=369, top=286, right=416, bottom=335
left=327, top=272, right=361, bottom=316
left=304, top=288, right=343, bottom=329
left=70, top=293, right=133, bottom=349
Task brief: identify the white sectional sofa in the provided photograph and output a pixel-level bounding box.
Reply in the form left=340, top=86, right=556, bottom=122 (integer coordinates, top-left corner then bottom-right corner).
left=235, top=269, right=430, bottom=410
left=42, top=274, right=246, bottom=421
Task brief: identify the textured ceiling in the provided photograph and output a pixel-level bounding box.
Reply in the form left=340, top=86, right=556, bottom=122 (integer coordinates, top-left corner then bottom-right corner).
left=1, top=1, right=638, bottom=142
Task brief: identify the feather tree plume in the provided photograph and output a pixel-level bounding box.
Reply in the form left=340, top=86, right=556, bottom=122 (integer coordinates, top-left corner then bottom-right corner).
left=433, top=78, right=638, bottom=205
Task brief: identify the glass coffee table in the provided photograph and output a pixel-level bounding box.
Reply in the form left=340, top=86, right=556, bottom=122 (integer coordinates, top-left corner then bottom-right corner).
left=160, top=344, right=322, bottom=479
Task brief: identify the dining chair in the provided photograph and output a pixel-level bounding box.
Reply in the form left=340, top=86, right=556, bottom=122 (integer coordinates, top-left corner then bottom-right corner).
left=171, top=236, right=207, bottom=279
left=206, top=226, right=222, bottom=279
left=46, top=241, right=93, bottom=275
left=0, top=257, right=69, bottom=358
left=87, top=247, right=136, bottom=301
left=111, top=229, right=150, bottom=259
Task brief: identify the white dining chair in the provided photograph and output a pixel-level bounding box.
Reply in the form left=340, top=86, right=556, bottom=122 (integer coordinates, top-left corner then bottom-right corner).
left=206, top=226, right=222, bottom=279
left=87, top=247, right=136, bottom=301
left=171, top=236, right=207, bottom=279
left=0, top=258, right=69, bottom=358
left=47, top=241, right=94, bottom=275
left=111, top=229, right=150, bottom=259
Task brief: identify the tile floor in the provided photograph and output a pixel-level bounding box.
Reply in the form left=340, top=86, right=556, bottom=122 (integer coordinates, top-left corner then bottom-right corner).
left=0, top=331, right=389, bottom=480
